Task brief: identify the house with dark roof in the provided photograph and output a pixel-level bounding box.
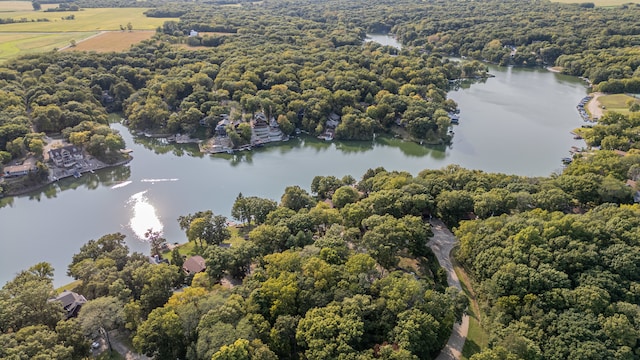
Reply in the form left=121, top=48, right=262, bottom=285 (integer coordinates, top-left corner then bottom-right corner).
left=48, top=145, right=84, bottom=168
left=182, top=255, right=207, bottom=275
left=50, top=290, right=87, bottom=319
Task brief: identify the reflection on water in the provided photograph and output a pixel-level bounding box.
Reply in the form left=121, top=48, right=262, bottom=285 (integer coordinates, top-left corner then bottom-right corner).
left=128, top=190, right=163, bottom=241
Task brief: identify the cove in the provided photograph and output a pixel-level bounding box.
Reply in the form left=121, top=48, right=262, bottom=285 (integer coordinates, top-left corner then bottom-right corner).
left=0, top=64, right=588, bottom=287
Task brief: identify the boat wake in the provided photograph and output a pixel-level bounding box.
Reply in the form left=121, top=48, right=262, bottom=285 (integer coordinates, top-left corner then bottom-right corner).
left=111, top=180, right=133, bottom=189
left=140, top=178, right=179, bottom=183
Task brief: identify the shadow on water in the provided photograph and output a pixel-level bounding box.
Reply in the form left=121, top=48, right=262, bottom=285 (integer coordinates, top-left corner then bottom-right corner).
left=448, top=77, right=489, bottom=91
left=376, top=135, right=448, bottom=158
left=132, top=136, right=203, bottom=158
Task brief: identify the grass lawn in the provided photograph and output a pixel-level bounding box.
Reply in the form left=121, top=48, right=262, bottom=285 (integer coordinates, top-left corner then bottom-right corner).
left=0, top=8, right=175, bottom=31
left=553, top=0, right=639, bottom=5
left=0, top=31, right=96, bottom=61
left=598, top=93, right=640, bottom=116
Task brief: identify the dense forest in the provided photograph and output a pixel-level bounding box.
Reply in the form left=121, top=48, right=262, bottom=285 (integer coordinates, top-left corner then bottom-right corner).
left=2, top=143, right=639, bottom=358
left=1, top=168, right=474, bottom=360
left=2, top=0, right=640, bottom=358
left=3, top=0, right=640, bottom=183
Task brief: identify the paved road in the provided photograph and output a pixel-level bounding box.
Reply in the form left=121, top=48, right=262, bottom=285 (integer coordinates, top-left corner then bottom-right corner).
left=428, top=219, right=470, bottom=360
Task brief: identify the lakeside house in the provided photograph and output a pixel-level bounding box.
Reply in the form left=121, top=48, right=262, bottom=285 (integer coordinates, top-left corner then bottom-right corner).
left=49, top=290, right=87, bottom=319
left=318, top=112, right=341, bottom=141
left=48, top=145, right=84, bottom=168
left=2, top=163, right=36, bottom=178
left=183, top=255, right=207, bottom=275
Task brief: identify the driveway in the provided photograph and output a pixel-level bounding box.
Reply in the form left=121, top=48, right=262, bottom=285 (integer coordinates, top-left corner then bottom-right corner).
left=98, top=332, right=151, bottom=360
left=428, top=219, right=470, bottom=360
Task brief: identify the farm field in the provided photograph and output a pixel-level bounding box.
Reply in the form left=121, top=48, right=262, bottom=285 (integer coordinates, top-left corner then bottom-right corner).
left=0, top=7, right=174, bottom=31
left=553, top=0, right=639, bottom=6
left=0, top=5, right=177, bottom=61
left=599, top=93, right=640, bottom=115
left=0, top=1, right=57, bottom=11
left=62, top=30, right=155, bottom=52
left=0, top=31, right=95, bottom=61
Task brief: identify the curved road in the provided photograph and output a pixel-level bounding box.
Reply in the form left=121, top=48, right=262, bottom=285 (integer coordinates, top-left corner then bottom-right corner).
left=428, top=219, right=470, bottom=360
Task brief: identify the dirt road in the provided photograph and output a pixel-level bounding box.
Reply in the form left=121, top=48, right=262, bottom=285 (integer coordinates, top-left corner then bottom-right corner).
left=428, top=219, right=469, bottom=360
left=587, top=92, right=604, bottom=120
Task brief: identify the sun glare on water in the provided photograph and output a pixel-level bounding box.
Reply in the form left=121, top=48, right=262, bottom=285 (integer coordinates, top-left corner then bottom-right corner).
left=128, top=190, right=163, bottom=240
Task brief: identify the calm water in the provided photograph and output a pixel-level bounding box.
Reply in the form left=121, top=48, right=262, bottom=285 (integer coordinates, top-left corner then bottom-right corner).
left=0, top=63, right=588, bottom=287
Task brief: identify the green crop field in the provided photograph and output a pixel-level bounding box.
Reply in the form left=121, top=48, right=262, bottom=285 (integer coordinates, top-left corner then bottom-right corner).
left=0, top=7, right=174, bottom=31
left=0, top=31, right=96, bottom=61
left=553, top=0, right=639, bottom=6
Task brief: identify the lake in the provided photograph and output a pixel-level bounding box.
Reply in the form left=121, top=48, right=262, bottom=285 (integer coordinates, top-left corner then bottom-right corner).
left=0, top=60, right=588, bottom=287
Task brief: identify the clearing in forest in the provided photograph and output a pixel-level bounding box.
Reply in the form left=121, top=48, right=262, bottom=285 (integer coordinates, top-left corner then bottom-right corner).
left=597, top=93, right=640, bottom=115
left=62, top=30, right=156, bottom=52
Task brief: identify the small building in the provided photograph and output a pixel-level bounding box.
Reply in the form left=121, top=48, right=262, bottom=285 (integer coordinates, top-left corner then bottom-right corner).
left=49, top=145, right=84, bottom=168
left=3, top=163, right=36, bottom=178
left=216, top=118, right=231, bottom=136
left=183, top=255, right=206, bottom=275
left=50, top=290, right=87, bottom=319
left=326, top=113, right=341, bottom=129
left=101, top=90, right=114, bottom=104
left=189, top=30, right=199, bottom=37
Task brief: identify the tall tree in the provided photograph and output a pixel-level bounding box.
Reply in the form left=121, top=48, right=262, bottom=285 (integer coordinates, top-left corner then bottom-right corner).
left=78, top=296, right=124, bottom=354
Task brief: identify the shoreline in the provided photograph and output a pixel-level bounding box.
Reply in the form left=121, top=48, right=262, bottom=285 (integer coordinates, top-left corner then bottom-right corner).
left=586, top=92, right=604, bottom=120
left=3, top=157, right=132, bottom=197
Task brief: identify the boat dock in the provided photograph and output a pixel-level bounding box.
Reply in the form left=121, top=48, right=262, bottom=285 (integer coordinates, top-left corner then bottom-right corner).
left=576, top=96, right=597, bottom=122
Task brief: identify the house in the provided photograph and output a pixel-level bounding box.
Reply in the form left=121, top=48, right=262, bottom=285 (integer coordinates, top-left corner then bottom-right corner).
left=101, top=90, right=114, bottom=104
left=49, top=145, right=84, bottom=168
left=326, top=113, right=341, bottom=129
left=189, top=30, right=199, bottom=37
left=3, top=163, right=36, bottom=178
left=216, top=117, right=232, bottom=136
left=183, top=255, right=206, bottom=275
left=50, top=290, right=87, bottom=319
